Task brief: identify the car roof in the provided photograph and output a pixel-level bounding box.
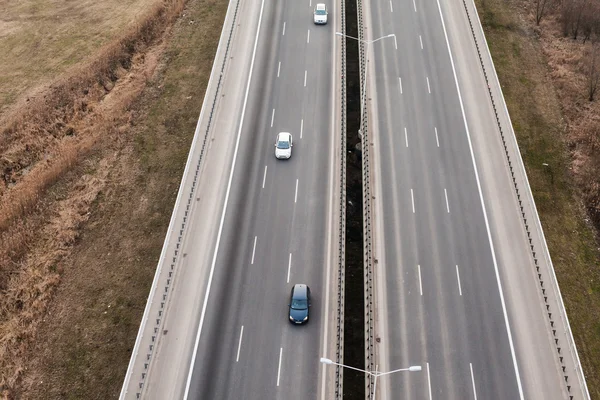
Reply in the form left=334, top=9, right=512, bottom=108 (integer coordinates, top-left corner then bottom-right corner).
left=292, top=284, right=308, bottom=298
left=277, top=132, right=291, bottom=140
left=316, top=3, right=326, bottom=10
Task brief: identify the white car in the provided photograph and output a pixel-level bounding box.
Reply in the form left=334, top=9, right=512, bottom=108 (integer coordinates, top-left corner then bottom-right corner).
left=313, top=3, right=328, bottom=24
left=275, top=132, right=293, bottom=159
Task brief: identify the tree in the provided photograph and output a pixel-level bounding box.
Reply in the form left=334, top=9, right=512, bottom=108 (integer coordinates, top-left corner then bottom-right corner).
left=587, top=42, right=600, bottom=101
left=535, top=0, right=551, bottom=25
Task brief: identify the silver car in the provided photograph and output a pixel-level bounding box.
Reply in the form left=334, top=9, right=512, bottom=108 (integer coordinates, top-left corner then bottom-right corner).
left=275, top=132, right=293, bottom=159
left=313, top=3, right=328, bottom=24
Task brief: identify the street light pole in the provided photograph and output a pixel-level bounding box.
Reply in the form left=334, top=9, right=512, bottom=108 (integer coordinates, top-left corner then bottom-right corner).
left=320, top=357, right=421, bottom=400
left=335, top=32, right=395, bottom=141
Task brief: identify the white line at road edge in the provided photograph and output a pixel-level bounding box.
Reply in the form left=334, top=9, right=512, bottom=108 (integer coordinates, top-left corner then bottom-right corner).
left=182, top=0, right=267, bottom=394
left=444, top=188, right=450, bottom=213
left=251, top=236, right=257, bottom=264
left=418, top=264, right=423, bottom=295
left=435, top=0, right=524, bottom=396
left=262, top=165, right=268, bottom=188
left=277, top=347, right=283, bottom=386
left=435, top=127, right=440, bottom=147
left=470, top=363, right=478, bottom=399
left=236, top=326, right=244, bottom=362
left=427, top=362, right=432, bottom=400
left=287, top=253, right=292, bottom=283
left=456, top=265, right=463, bottom=296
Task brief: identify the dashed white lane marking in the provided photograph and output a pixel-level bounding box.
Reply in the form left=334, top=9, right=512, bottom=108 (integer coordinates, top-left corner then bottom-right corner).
left=277, top=347, right=283, bottom=386
left=404, top=127, right=408, bottom=147
left=295, top=179, right=299, bottom=203
left=300, top=119, right=304, bottom=139
left=426, top=77, right=431, bottom=93
left=418, top=264, right=423, bottom=295
left=304, top=70, right=307, bottom=87
left=411, top=188, right=415, bottom=213
left=282, top=22, right=286, bottom=36
left=307, top=29, right=310, bottom=43
left=287, top=253, right=292, bottom=283
left=262, top=165, right=268, bottom=189
left=427, top=362, right=432, bottom=400
left=399, top=77, right=403, bottom=94
left=277, top=61, right=281, bottom=77
left=236, top=326, right=244, bottom=362
left=390, top=0, right=394, bottom=12
left=435, top=127, right=440, bottom=147
left=456, top=265, right=463, bottom=296
left=251, top=236, right=257, bottom=264
left=394, top=35, right=398, bottom=50
left=271, top=108, right=275, bottom=127
left=413, top=0, right=417, bottom=11
left=420, top=35, right=423, bottom=49
left=444, top=188, right=450, bottom=213
left=470, top=363, right=478, bottom=399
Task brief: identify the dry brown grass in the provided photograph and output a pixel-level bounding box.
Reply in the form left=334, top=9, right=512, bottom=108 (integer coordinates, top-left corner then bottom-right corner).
left=0, top=0, right=189, bottom=396
left=476, top=0, right=600, bottom=396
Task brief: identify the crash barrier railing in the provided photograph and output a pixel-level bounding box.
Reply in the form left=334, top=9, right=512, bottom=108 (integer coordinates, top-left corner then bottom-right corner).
left=335, top=0, right=348, bottom=396
left=459, top=0, right=590, bottom=397
left=119, top=0, right=242, bottom=396
left=354, top=0, right=375, bottom=397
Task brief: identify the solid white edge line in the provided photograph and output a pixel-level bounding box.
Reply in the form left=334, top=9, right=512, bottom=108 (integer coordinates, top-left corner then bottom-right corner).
left=404, top=127, right=408, bottom=147
left=427, top=362, right=432, bottom=400
left=435, top=0, right=524, bottom=396
left=295, top=178, right=299, bottom=203
left=283, top=21, right=286, bottom=36
left=182, top=0, right=267, bottom=394
left=399, top=77, right=403, bottom=94
left=262, top=165, right=268, bottom=188
left=271, top=108, right=275, bottom=127
left=444, top=188, right=450, bottom=213
left=418, top=264, right=423, bottom=295
left=277, top=347, right=283, bottom=386
left=277, top=61, right=281, bottom=78
left=251, top=236, right=257, bottom=264
left=470, top=363, right=478, bottom=399
left=426, top=77, right=431, bottom=93
left=456, top=265, right=463, bottom=296
left=304, top=70, right=308, bottom=87
left=118, top=0, right=238, bottom=395
left=435, top=127, right=440, bottom=147
left=411, top=188, right=415, bottom=213
left=236, top=326, right=244, bottom=362
left=300, top=118, right=304, bottom=139
left=287, top=253, right=292, bottom=283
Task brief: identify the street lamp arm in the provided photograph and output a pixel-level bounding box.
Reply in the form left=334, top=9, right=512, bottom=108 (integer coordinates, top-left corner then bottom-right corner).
left=335, top=32, right=395, bottom=45
left=376, top=365, right=422, bottom=377
left=320, top=359, right=376, bottom=377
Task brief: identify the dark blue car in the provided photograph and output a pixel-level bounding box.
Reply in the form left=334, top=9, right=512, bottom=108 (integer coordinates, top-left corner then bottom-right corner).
left=289, top=284, right=311, bottom=324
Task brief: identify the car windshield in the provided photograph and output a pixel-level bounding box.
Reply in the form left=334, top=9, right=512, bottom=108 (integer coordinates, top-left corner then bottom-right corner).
left=315, top=9, right=326, bottom=14
left=291, top=299, right=307, bottom=309
left=277, top=140, right=290, bottom=149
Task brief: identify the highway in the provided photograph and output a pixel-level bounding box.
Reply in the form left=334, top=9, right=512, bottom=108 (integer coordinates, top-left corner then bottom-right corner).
left=365, top=0, right=576, bottom=397
left=180, top=0, right=341, bottom=398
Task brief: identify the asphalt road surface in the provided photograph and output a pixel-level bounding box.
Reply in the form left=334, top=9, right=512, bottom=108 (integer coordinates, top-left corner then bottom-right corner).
left=366, top=0, right=574, bottom=398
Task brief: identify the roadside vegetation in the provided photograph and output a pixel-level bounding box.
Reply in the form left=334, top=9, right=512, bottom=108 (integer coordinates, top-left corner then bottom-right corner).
left=0, top=0, right=227, bottom=397
left=474, top=0, right=600, bottom=396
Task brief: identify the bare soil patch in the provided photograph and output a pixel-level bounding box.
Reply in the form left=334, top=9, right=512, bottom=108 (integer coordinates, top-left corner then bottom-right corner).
left=475, top=0, right=600, bottom=396
left=0, top=0, right=227, bottom=397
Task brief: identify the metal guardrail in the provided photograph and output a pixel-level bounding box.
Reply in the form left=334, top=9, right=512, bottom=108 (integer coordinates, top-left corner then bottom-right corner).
left=354, top=0, right=375, bottom=397
left=459, top=0, right=591, bottom=398
left=119, top=0, right=243, bottom=396
left=335, top=0, right=348, bottom=395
